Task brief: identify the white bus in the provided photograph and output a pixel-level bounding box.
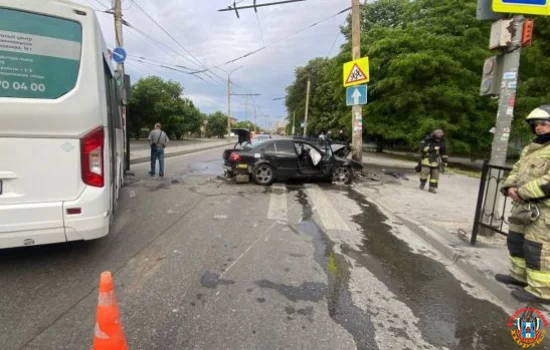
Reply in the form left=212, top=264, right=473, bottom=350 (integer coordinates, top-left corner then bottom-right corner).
left=0, top=0, right=125, bottom=249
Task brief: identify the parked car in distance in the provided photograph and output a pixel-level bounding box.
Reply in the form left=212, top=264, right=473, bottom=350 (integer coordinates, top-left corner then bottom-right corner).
left=251, top=133, right=271, bottom=143
left=222, top=129, right=362, bottom=185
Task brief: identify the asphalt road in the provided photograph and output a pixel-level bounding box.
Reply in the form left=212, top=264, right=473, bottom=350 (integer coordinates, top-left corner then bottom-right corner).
left=0, top=147, right=521, bottom=349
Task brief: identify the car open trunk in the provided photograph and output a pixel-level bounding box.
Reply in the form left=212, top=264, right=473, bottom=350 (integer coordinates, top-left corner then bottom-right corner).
left=223, top=128, right=250, bottom=161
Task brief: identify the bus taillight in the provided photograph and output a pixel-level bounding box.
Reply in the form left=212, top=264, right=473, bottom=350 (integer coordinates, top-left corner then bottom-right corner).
left=80, top=126, right=104, bottom=187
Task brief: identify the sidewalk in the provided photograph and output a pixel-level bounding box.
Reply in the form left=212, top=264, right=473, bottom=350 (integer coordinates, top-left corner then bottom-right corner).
left=356, top=152, right=548, bottom=313
left=129, top=139, right=230, bottom=165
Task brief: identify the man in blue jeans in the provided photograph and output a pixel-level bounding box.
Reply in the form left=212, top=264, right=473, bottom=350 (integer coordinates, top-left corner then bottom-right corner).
left=148, top=123, right=169, bottom=177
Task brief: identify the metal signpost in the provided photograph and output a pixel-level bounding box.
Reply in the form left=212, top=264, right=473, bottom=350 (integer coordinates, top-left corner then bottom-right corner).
left=342, top=55, right=369, bottom=162
left=475, top=0, right=543, bottom=237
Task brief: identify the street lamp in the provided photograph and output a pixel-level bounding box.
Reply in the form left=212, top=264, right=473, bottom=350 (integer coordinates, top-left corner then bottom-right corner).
left=216, top=66, right=244, bottom=142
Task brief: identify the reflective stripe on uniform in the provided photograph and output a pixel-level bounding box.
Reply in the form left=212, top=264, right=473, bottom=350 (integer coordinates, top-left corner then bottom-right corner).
left=421, top=159, right=438, bottom=167
left=510, top=256, right=527, bottom=282
left=526, top=268, right=550, bottom=299
left=527, top=180, right=545, bottom=198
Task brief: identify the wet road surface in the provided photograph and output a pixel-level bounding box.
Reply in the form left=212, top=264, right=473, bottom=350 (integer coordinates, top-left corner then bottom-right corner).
left=0, top=147, right=523, bottom=349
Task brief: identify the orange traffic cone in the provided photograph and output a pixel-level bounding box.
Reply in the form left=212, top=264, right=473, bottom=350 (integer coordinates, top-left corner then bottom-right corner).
left=93, top=271, right=128, bottom=350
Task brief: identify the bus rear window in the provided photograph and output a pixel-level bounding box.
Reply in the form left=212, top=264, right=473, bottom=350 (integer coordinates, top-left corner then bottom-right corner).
left=0, top=8, right=82, bottom=99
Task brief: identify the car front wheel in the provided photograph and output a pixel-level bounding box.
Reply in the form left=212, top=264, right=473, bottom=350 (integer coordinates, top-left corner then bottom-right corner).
left=332, top=166, right=352, bottom=185
left=253, top=164, right=276, bottom=186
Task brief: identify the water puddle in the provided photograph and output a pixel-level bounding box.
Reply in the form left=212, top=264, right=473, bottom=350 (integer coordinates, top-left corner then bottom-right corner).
left=291, top=189, right=378, bottom=349
left=344, top=188, right=517, bottom=349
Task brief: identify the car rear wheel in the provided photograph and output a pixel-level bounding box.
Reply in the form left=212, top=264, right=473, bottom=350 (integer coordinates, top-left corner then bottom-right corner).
left=332, top=166, right=352, bottom=185
left=253, top=164, right=275, bottom=186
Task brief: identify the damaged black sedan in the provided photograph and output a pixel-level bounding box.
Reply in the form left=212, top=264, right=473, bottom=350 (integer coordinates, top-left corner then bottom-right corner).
left=222, top=129, right=363, bottom=186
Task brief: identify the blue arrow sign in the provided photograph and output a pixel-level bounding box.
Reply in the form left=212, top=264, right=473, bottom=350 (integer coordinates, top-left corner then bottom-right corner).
left=112, top=47, right=127, bottom=64
left=346, top=85, right=367, bottom=106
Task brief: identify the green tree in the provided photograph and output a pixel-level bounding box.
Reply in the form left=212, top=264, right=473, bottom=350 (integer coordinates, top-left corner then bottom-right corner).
left=206, top=111, right=228, bottom=138
left=283, top=0, right=517, bottom=157
left=233, top=120, right=263, bottom=131
left=165, top=115, right=185, bottom=139
left=128, top=76, right=205, bottom=139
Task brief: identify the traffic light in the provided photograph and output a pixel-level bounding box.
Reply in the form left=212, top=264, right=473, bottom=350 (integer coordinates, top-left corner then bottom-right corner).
left=480, top=54, right=504, bottom=97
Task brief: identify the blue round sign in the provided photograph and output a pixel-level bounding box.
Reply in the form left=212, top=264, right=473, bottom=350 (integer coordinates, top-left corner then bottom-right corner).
left=112, top=47, right=127, bottom=64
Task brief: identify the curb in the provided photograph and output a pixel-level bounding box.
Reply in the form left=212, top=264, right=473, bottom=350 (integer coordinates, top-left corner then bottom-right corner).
left=354, top=186, right=526, bottom=313
left=129, top=143, right=229, bottom=165
left=394, top=215, right=524, bottom=313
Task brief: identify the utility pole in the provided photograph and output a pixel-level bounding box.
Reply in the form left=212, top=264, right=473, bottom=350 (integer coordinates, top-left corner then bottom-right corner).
left=489, top=15, right=523, bottom=167
left=292, top=111, right=296, bottom=136
left=227, top=74, right=231, bottom=141
left=351, top=0, right=362, bottom=162
left=113, top=0, right=128, bottom=170
left=478, top=15, right=524, bottom=238
left=220, top=66, right=243, bottom=142
left=303, top=72, right=311, bottom=137
left=258, top=114, right=269, bottom=132
left=231, top=93, right=261, bottom=130
left=254, top=105, right=258, bottom=132
left=245, top=95, right=248, bottom=121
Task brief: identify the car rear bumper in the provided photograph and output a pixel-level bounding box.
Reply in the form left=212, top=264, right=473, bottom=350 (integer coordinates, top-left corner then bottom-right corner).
left=223, top=163, right=250, bottom=174
left=0, top=186, right=110, bottom=249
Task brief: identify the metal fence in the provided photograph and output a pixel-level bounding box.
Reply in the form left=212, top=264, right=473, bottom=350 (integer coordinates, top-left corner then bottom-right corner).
left=471, top=161, right=513, bottom=245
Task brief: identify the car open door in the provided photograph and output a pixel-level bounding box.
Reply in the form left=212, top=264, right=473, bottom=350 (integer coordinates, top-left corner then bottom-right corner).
left=294, top=141, right=324, bottom=176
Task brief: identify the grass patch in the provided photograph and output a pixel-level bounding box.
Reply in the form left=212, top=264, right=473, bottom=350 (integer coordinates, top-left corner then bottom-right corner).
left=446, top=167, right=481, bottom=179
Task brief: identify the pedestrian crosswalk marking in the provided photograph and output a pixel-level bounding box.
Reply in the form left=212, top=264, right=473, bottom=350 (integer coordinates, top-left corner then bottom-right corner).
left=305, top=185, right=351, bottom=232
left=267, top=184, right=288, bottom=221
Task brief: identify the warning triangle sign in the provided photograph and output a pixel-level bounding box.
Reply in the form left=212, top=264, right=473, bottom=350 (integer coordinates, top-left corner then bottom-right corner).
left=346, top=63, right=368, bottom=84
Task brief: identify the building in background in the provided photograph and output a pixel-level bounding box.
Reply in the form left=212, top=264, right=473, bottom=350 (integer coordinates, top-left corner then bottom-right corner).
left=272, top=120, right=288, bottom=135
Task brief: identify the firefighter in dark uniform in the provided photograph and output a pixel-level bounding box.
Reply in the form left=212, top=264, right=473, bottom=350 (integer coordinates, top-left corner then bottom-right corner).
left=419, top=129, right=448, bottom=193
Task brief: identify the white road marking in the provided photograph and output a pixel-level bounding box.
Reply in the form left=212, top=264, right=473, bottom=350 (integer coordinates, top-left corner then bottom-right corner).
left=306, top=184, right=351, bottom=232
left=267, top=183, right=288, bottom=221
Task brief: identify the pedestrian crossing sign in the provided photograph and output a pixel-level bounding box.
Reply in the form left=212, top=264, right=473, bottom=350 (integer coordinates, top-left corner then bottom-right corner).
left=343, top=57, right=370, bottom=87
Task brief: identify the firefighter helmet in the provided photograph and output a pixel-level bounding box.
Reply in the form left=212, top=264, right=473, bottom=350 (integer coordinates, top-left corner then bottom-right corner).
left=526, top=105, right=550, bottom=122
left=432, top=129, right=444, bottom=139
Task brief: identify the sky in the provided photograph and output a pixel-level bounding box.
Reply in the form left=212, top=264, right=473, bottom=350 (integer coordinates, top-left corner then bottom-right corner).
left=71, top=0, right=349, bottom=129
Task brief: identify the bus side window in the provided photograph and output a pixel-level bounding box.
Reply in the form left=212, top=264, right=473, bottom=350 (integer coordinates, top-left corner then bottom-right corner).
left=103, top=61, right=121, bottom=128
left=112, top=75, right=121, bottom=128
left=103, top=62, right=113, bottom=122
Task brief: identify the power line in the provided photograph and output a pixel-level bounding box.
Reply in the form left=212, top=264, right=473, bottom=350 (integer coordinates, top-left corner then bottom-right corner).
left=127, top=59, right=257, bottom=106
left=327, top=9, right=350, bottom=57
left=124, top=15, right=220, bottom=84
left=120, top=18, right=229, bottom=88
left=189, top=5, right=351, bottom=73
left=125, top=24, right=195, bottom=71
left=129, top=0, right=227, bottom=85
left=93, top=0, right=109, bottom=10
left=255, top=11, right=267, bottom=47
left=218, top=0, right=307, bottom=14
left=124, top=0, right=257, bottom=97
left=126, top=60, right=254, bottom=112
left=125, top=61, right=254, bottom=114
